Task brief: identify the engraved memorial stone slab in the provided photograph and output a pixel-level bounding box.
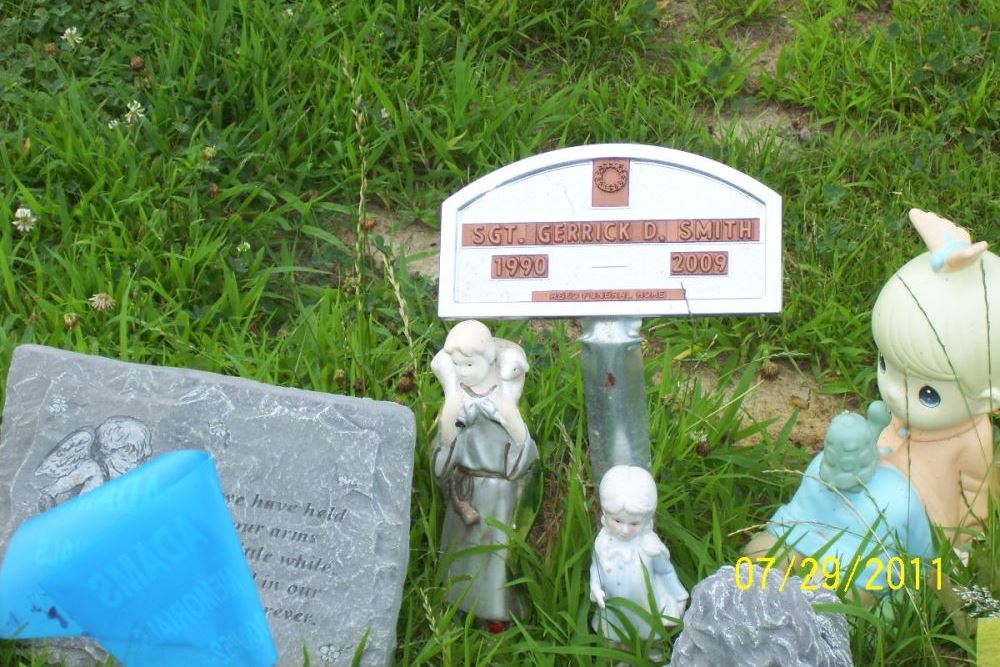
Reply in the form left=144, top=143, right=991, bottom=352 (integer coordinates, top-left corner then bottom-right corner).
left=439, top=143, right=782, bottom=319
left=0, top=345, right=416, bottom=666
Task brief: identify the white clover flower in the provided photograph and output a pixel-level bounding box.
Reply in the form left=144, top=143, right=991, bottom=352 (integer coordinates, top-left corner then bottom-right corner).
left=124, top=100, right=145, bottom=125
left=107, top=118, right=120, bottom=130
left=61, top=27, right=82, bottom=49
left=12, top=207, right=37, bottom=232
left=689, top=428, right=708, bottom=443
left=379, top=107, right=390, bottom=120
left=285, top=7, right=295, bottom=17
left=236, top=241, right=251, bottom=254
left=88, top=292, right=117, bottom=312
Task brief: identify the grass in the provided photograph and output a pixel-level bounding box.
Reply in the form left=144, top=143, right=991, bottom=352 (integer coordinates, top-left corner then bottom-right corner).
left=1, top=0, right=999, bottom=664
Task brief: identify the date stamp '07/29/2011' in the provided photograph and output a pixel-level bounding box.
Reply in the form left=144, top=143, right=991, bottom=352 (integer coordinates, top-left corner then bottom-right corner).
left=734, top=556, right=944, bottom=593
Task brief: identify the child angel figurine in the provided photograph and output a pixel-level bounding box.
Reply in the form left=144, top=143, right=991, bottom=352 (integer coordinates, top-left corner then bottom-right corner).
left=430, top=320, right=538, bottom=623
left=749, top=209, right=1000, bottom=591
left=590, top=465, right=688, bottom=640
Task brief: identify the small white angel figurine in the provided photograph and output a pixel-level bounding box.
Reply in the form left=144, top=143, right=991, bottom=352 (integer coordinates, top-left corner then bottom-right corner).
left=430, top=320, right=538, bottom=623
left=590, top=465, right=688, bottom=640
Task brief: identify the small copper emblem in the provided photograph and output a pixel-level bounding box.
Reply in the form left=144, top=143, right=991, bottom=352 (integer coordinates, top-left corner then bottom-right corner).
left=594, top=161, right=628, bottom=193
left=592, top=159, right=630, bottom=207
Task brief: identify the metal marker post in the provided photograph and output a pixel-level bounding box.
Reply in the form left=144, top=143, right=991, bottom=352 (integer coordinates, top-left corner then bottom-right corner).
left=579, top=318, right=651, bottom=485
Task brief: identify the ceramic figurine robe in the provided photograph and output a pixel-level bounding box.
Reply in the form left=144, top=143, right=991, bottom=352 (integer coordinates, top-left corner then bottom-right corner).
left=431, top=320, right=538, bottom=622
left=749, top=209, right=1000, bottom=592
left=590, top=465, right=688, bottom=640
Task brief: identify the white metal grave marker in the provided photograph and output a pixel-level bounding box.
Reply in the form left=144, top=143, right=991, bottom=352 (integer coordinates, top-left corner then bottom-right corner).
left=439, top=144, right=782, bottom=319
left=438, top=143, right=782, bottom=483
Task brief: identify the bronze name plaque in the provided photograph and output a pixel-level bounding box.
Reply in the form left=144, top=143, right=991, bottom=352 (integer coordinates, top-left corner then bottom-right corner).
left=670, top=251, right=729, bottom=276
left=531, top=288, right=686, bottom=302
left=462, top=219, right=759, bottom=247
left=491, top=254, right=549, bottom=279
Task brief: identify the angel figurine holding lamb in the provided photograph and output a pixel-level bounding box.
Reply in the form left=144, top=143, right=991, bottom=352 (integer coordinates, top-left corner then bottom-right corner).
left=430, top=320, right=538, bottom=623
left=590, top=465, right=688, bottom=640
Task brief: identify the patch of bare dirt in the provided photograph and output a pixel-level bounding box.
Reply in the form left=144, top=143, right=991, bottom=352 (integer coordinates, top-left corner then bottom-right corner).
left=655, top=1, right=810, bottom=146
left=728, top=9, right=797, bottom=83
left=343, top=208, right=442, bottom=278
left=710, top=102, right=814, bottom=145
left=678, top=359, right=861, bottom=450
left=855, top=7, right=894, bottom=33
left=656, top=0, right=696, bottom=32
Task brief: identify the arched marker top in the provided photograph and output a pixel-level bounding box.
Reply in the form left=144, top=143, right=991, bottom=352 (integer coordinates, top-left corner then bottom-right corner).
left=438, top=143, right=782, bottom=319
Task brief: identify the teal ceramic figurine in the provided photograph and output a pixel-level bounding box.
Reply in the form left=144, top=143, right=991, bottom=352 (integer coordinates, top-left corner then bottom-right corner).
left=760, top=402, right=935, bottom=590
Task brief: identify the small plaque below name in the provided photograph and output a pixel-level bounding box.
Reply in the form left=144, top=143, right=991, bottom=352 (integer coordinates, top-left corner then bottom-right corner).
left=532, top=288, right=686, bottom=302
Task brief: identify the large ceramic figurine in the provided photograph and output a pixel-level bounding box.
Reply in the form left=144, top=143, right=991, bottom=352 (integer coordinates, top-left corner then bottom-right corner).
left=430, top=320, right=538, bottom=623
left=590, top=465, right=688, bottom=640
left=872, top=209, right=998, bottom=542
left=749, top=209, right=999, bottom=591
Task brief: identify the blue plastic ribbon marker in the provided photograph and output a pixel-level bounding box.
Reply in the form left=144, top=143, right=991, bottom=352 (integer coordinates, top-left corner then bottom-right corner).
left=0, top=450, right=278, bottom=667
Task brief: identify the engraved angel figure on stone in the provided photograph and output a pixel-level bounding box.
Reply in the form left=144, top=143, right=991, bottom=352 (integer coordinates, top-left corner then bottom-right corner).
left=35, top=416, right=153, bottom=510
left=430, top=320, right=538, bottom=624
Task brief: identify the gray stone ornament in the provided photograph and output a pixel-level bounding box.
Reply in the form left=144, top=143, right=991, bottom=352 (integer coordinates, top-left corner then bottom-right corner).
left=430, top=320, right=538, bottom=622
left=669, top=565, right=853, bottom=667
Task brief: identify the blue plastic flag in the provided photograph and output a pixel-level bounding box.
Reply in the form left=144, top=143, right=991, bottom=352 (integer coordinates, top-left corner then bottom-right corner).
left=0, top=450, right=278, bottom=666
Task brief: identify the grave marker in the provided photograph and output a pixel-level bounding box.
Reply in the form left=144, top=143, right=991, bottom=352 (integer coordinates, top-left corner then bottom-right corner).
left=0, top=345, right=415, bottom=666
left=438, top=144, right=782, bottom=480
left=440, top=144, right=781, bottom=319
